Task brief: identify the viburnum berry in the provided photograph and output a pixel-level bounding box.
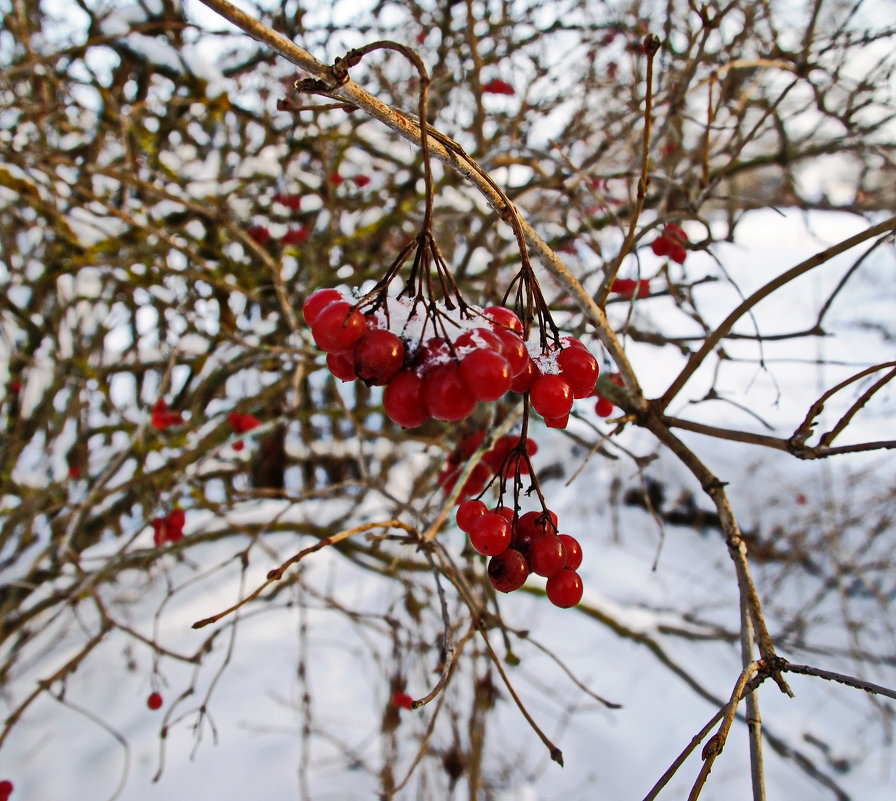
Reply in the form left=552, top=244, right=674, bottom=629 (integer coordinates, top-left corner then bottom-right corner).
left=482, top=305, right=523, bottom=334
left=152, top=509, right=185, bottom=546
left=228, top=411, right=261, bottom=434
left=594, top=395, right=614, bottom=417
left=413, top=336, right=452, bottom=375
left=311, top=301, right=366, bottom=353
left=456, top=461, right=491, bottom=500
left=545, top=413, right=570, bottom=429
left=390, top=691, right=413, bottom=710
left=147, top=692, right=163, bottom=710
left=459, top=348, right=512, bottom=401
left=383, top=370, right=428, bottom=428
left=487, top=548, right=530, bottom=593
left=281, top=226, right=309, bottom=245
left=530, top=374, right=574, bottom=420
left=510, top=355, right=539, bottom=393
left=468, top=512, right=512, bottom=556
left=0, top=779, right=13, bottom=799
left=422, top=362, right=477, bottom=422
left=492, top=505, right=515, bottom=523
left=493, top=328, right=529, bottom=376
left=558, top=534, right=583, bottom=570
left=302, top=288, right=343, bottom=326
left=150, top=398, right=183, bottom=430
left=546, top=569, right=584, bottom=608
left=354, top=329, right=405, bottom=386
left=528, top=534, right=567, bottom=577
left=456, top=499, right=488, bottom=533
left=482, top=78, right=515, bottom=95
left=326, top=351, right=357, bottom=382
left=454, top=326, right=504, bottom=354
left=609, top=278, right=650, bottom=299
left=247, top=224, right=271, bottom=245
left=651, top=224, right=688, bottom=264
left=557, top=346, right=599, bottom=398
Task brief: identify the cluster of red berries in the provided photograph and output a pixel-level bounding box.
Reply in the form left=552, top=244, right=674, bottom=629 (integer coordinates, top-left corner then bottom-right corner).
left=610, top=277, right=650, bottom=299
left=438, top=432, right=537, bottom=501
left=0, top=780, right=13, bottom=800
left=151, top=508, right=185, bottom=546
left=146, top=691, right=163, bottom=710
left=150, top=398, right=183, bottom=430
left=228, top=410, right=261, bottom=450
left=456, top=502, right=584, bottom=607
left=650, top=223, right=688, bottom=263
left=303, top=288, right=600, bottom=430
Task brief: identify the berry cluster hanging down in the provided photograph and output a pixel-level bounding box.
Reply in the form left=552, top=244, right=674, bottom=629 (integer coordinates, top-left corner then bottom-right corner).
left=456, top=501, right=584, bottom=608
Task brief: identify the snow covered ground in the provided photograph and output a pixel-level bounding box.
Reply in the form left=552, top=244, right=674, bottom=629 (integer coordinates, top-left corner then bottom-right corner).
left=2, top=207, right=894, bottom=800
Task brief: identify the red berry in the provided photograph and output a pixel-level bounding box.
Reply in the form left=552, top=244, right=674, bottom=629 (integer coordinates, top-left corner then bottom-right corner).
left=457, top=461, right=491, bottom=500
left=468, top=512, right=512, bottom=556
left=557, top=346, right=599, bottom=397
left=510, top=355, right=539, bottom=393
left=487, top=548, right=530, bottom=593
left=353, top=175, right=371, bottom=188
left=482, top=78, right=515, bottom=95
left=546, top=569, right=583, bottom=608
left=528, top=534, right=567, bottom=577
left=513, top=510, right=556, bottom=554
left=147, top=692, right=163, bottom=710
left=413, top=336, right=452, bottom=375
left=459, top=348, right=512, bottom=401
left=391, top=691, right=413, bottom=710
left=281, top=226, right=309, bottom=245
left=482, top=305, right=523, bottom=334
left=454, top=327, right=504, bottom=354
left=383, top=371, right=428, bottom=428
left=544, top=413, right=569, bottom=429
left=326, top=351, right=357, bottom=381
left=311, top=301, right=366, bottom=353
left=302, top=288, right=343, bottom=326
left=558, top=534, right=583, bottom=570
left=228, top=411, right=261, bottom=434
left=0, top=780, right=13, bottom=798
left=354, top=330, right=405, bottom=385
left=456, top=499, right=488, bottom=533
left=422, top=363, right=477, bottom=421
left=493, top=328, right=529, bottom=376
left=247, top=224, right=270, bottom=245
left=594, top=396, right=614, bottom=417
left=492, top=505, right=515, bottom=523
left=530, top=374, right=574, bottom=419
left=458, top=431, right=486, bottom=458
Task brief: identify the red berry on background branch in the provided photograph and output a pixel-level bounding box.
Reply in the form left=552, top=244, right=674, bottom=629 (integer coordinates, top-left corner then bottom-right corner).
left=390, top=691, right=413, bottom=710
left=610, top=277, right=650, bottom=299
left=150, top=398, right=183, bottom=430
left=482, top=78, right=515, bottom=95
left=146, top=692, right=163, bottom=710
left=0, top=779, right=12, bottom=800
left=650, top=223, right=688, bottom=264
